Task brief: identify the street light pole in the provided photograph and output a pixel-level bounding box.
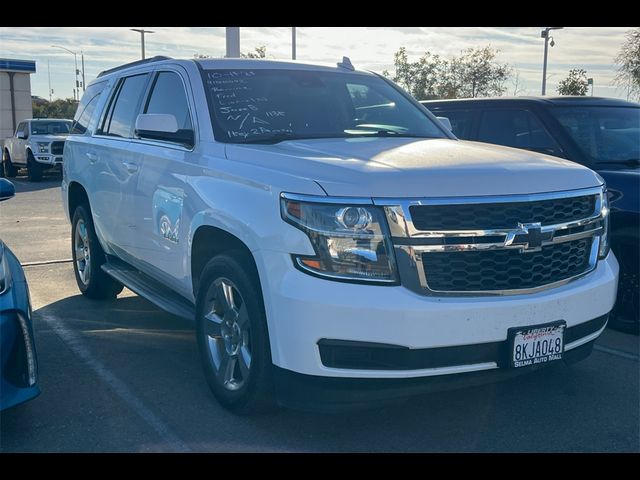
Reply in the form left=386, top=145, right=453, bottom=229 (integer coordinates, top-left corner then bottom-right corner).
left=541, top=27, right=563, bottom=96
left=292, top=27, right=296, bottom=60
left=47, top=59, right=52, bottom=101
left=130, top=28, right=155, bottom=59
left=81, top=52, right=85, bottom=94
left=51, top=45, right=81, bottom=101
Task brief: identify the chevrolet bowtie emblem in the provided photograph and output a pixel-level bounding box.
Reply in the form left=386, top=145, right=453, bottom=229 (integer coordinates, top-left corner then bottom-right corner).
left=504, top=222, right=550, bottom=253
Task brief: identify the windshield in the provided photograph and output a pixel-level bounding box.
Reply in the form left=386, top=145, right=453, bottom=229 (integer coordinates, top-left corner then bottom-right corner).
left=30, top=120, right=72, bottom=135
left=550, top=106, right=640, bottom=166
left=203, top=69, right=447, bottom=143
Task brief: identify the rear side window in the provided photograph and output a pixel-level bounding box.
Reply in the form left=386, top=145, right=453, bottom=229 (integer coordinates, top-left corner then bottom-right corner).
left=101, top=73, right=149, bottom=138
left=478, top=109, right=561, bottom=156
left=143, top=71, right=193, bottom=131
left=433, top=109, right=474, bottom=138
left=71, top=81, right=107, bottom=135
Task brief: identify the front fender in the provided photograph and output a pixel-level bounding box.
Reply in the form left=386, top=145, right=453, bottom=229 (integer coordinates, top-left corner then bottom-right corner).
left=186, top=178, right=317, bottom=256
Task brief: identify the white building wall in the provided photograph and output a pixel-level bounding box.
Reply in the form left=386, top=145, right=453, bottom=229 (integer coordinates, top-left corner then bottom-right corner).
left=0, top=72, right=33, bottom=147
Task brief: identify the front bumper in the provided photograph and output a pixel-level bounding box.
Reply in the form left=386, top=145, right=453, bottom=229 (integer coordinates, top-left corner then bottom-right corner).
left=274, top=338, right=597, bottom=411
left=34, top=154, right=63, bottom=165
left=1, top=310, right=40, bottom=411
left=259, top=250, right=618, bottom=380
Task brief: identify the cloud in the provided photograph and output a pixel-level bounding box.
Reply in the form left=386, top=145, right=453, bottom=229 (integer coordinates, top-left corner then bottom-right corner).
left=0, top=26, right=630, bottom=101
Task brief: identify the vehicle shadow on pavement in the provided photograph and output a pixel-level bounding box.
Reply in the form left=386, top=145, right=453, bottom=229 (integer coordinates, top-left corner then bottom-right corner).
left=8, top=177, right=62, bottom=194
left=2, top=292, right=637, bottom=453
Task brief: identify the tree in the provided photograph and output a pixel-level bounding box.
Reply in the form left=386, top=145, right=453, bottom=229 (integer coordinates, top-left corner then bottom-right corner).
left=193, top=46, right=267, bottom=60
left=615, top=27, right=640, bottom=100
left=511, top=68, right=526, bottom=96
left=32, top=98, right=78, bottom=119
left=383, top=46, right=512, bottom=100
left=241, top=46, right=267, bottom=59
left=557, top=69, right=589, bottom=96
left=453, top=47, right=512, bottom=98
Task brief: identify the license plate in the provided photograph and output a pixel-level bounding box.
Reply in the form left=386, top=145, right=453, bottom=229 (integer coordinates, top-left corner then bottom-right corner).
left=508, top=321, right=566, bottom=368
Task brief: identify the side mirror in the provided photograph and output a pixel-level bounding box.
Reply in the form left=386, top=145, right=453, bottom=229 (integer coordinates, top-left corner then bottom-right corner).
left=436, top=116, right=453, bottom=132
left=0, top=179, right=16, bottom=202
left=16, top=131, right=26, bottom=139
left=135, top=114, right=194, bottom=148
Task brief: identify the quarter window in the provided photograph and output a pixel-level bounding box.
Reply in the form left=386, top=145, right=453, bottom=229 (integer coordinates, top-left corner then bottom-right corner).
left=71, top=81, right=107, bottom=135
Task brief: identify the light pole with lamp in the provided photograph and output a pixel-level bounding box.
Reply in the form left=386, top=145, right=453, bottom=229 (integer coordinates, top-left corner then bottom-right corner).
left=130, top=28, right=155, bottom=59
left=51, top=45, right=85, bottom=101
left=541, top=27, right=563, bottom=95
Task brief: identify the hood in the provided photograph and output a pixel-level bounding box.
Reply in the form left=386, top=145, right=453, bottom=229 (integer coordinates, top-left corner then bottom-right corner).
left=31, top=134, right=69, bottom=142
left=226, top=138, right=603, bottom=198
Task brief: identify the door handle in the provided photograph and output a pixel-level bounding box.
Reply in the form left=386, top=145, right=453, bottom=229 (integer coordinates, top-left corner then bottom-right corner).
left=86, top=152, right=98, bottom=164
left=122, top=161, right=139, bottom=174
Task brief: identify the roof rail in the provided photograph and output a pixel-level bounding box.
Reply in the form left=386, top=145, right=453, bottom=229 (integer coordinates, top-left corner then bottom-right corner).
left=97, top=56, right=173, bottom=78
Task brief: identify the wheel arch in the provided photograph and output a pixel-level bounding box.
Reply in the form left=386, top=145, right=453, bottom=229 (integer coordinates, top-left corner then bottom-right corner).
left=68, top=181, right=90, bottom=219
left=190, top=224, right=262, bottom=299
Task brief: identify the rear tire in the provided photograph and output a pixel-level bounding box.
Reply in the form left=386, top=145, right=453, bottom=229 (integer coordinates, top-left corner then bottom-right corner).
left=27, top=151, right=42, bottom=182
left=196, top=251, right=275, bottom=414
left=3, top=150, right=17, bottom=178
left=71, top=204, right=124, bottom=300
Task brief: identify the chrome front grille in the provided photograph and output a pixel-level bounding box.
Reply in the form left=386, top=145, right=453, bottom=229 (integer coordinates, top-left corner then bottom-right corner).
left=376, top=186, right=605, bottom=296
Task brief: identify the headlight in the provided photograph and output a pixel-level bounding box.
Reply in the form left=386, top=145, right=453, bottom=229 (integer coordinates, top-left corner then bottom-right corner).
left=0, top=243, right=11, bottom=295
left=598, top=188, right=610, bottom=259
left=281, top=195, right=398, bottom=283
left=37, top=142, right=49, bottom=153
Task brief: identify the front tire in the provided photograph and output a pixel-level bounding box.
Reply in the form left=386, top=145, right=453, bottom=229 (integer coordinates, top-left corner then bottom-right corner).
left=27, top=151, right=42, bottom=182
left=71, top=204, right=124, bottom=299
left=196, top=252, right=275, bottom=414
left=3, top=150, right=17, bottom=178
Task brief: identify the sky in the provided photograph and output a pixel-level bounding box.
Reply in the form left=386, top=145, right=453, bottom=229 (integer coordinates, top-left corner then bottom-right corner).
left=0, top=26, right=634, bottom=101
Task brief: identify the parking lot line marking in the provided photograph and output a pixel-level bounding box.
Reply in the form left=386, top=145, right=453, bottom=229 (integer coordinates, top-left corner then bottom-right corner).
left=38, top=311, right=192, bottom=452
left=594, top=344, right=639, bottom=361
left=22, top=259, right=73, bottom=267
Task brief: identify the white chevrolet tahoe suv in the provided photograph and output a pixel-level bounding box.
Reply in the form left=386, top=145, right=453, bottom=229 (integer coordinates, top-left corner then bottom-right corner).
left=62, top=56, right=619, bottom=412
left=3, top=118, right=72, bottom=181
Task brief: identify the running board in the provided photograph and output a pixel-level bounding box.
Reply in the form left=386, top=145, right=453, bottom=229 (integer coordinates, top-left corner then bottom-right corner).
left=101, top=258, right=195, bottom=320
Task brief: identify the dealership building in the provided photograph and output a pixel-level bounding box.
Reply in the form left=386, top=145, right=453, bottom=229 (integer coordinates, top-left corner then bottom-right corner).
left=0, top=58, right=35, bottom=147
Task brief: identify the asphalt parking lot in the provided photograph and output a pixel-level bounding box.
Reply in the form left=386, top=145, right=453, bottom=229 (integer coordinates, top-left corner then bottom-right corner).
left=0, top=176, right=638, bottom=452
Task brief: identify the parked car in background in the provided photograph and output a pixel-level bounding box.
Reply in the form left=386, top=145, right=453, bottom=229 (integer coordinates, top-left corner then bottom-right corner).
left=423, top=97, right=639, bottom=333
left=0, top=179, right=40, bottom=410
left=2, top=118, right=73, bottom=181
left=63, top=57, right=617, bottom=413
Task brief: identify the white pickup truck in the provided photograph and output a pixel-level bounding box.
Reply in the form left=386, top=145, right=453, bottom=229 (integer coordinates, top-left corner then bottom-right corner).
left=2, top=118, right=72, bottom=181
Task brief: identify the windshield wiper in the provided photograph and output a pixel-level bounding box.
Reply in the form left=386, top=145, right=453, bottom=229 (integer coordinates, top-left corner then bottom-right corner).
left=345, top=125, right=434, bottom=138
left=239, top=134, right=293, bottom=144
left=594, top=159, right=640, bottom=168
left=238, top=130, right=434, bottom=145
